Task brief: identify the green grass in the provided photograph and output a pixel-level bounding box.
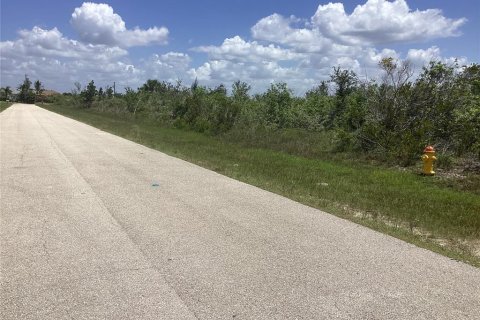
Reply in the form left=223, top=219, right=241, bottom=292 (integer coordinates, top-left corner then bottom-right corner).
left=39, top=103, right=480, bottom=267
left=0, top=101, right=13, bottom=112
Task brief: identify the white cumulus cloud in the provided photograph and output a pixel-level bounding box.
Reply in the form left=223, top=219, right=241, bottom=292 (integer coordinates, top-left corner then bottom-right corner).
left=251, top=14, right=331, bottom=53
left=71, top=2, right=169, bottom=47
left=0, top=26, right=140, bottom=91
left=0, top=26, right=127, bottom=61
left=188, top=59, right=313, bottom=94
left=312, top=0, right=466, bottom=45
left=189, top=36, right=311, bottom=92
left=193, top=36, right=303, bottom=62
left=144, top=52, right=192, bottom=83
left=0, top=0, right=471, bottom=95
left=406, top=46, right=468, bottom=68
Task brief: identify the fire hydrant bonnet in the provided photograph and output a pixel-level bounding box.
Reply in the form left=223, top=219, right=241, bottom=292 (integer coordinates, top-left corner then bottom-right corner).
left=424, top=146, right=435, bottom=153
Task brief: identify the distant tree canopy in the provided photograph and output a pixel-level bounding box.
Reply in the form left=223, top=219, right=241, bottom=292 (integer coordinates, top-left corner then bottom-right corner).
left=0, top=86, right=13, bottom=101
left=81, top=80, right=96, bottom=107
left=16, top=75, right=36, bottom=103
left=0, top=76, right=45, bottom=103
left=59, top=59, right=480, bottom=163
left=34, top=80, right=44, bottom=102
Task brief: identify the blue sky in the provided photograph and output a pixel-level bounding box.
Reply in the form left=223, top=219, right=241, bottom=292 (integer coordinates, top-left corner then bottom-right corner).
left=1, top=0, right=479, bottom=94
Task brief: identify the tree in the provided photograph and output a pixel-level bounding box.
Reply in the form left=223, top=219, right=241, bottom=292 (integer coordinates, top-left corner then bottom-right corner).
left=375, top=57, right=414, bottom=132
left=105, top=86, right=113, bottom=98
left=140, top=79, right=166, bottom=93
left=357, top=58, right=417, bottom=159
left=190, top=78, right=199, bottom=92
left=34, top=80, right=44, bottom=102
left=81, top=80, right=96, bottom=107
left=329, top=67, right=358, bottom=126
left=1, top=86, right=12, bottom=101
left=262, top=82, right=293, bottom=128
left=17, top=75, right=35, bottom=103
left=6, top=86, right=12, bottom=101
left=306, top=81, right=329, bottom=98
left=124, top=87, right=140, bottom=113
left=211, top=84, right=227, bottom=96
left=72, top=82, right=82, bottom=96
left=232, top=80, right=251, bottom=101
left=97, top=87, right=104, bottom=100
left=461, top=63, right=480, bottom=95
left=413, top=61, right=458, bottom=147
left=448, top=63, right=480, bottom=157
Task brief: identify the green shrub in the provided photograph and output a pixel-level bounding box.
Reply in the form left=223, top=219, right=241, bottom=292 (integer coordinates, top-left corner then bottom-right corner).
left=49, top=62, right=480, bottom=166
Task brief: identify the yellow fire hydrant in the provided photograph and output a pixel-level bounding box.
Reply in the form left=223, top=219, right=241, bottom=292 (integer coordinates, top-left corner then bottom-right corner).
left=421, top=146, right=436, bottom=175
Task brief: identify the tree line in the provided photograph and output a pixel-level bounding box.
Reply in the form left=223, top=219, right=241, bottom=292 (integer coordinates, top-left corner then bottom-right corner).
left=0, top=75, right=44, bottom=103
left=26, top=59, right=480, bottom=163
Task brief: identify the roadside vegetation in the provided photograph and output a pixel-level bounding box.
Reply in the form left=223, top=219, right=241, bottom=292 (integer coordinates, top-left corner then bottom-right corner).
left=0, top=101, right=13, bottom=112
left=1, top=75, right=45, bottom=105
left=35, top=58, right=480, bottom=265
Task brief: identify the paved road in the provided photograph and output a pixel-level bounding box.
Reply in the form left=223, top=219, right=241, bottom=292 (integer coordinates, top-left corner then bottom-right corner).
left=1, top=104, right=479, bottom=319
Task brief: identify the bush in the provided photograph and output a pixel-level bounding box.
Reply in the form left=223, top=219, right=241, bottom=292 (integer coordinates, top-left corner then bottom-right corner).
left=92, top=97, right=128, bottom=114
left=436, top=153, right=455, bottom=170
left=52, top=64, right=480, bottom=167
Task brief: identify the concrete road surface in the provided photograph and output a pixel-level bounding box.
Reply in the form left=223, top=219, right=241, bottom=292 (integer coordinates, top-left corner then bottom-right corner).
left=1, top=104, right=479, bottom=320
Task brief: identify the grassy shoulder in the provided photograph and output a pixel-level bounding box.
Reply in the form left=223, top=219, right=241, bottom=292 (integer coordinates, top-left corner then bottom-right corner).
left=40, top=103, right=480, bottom=267
left=0, top=101, right=13, bottom=112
